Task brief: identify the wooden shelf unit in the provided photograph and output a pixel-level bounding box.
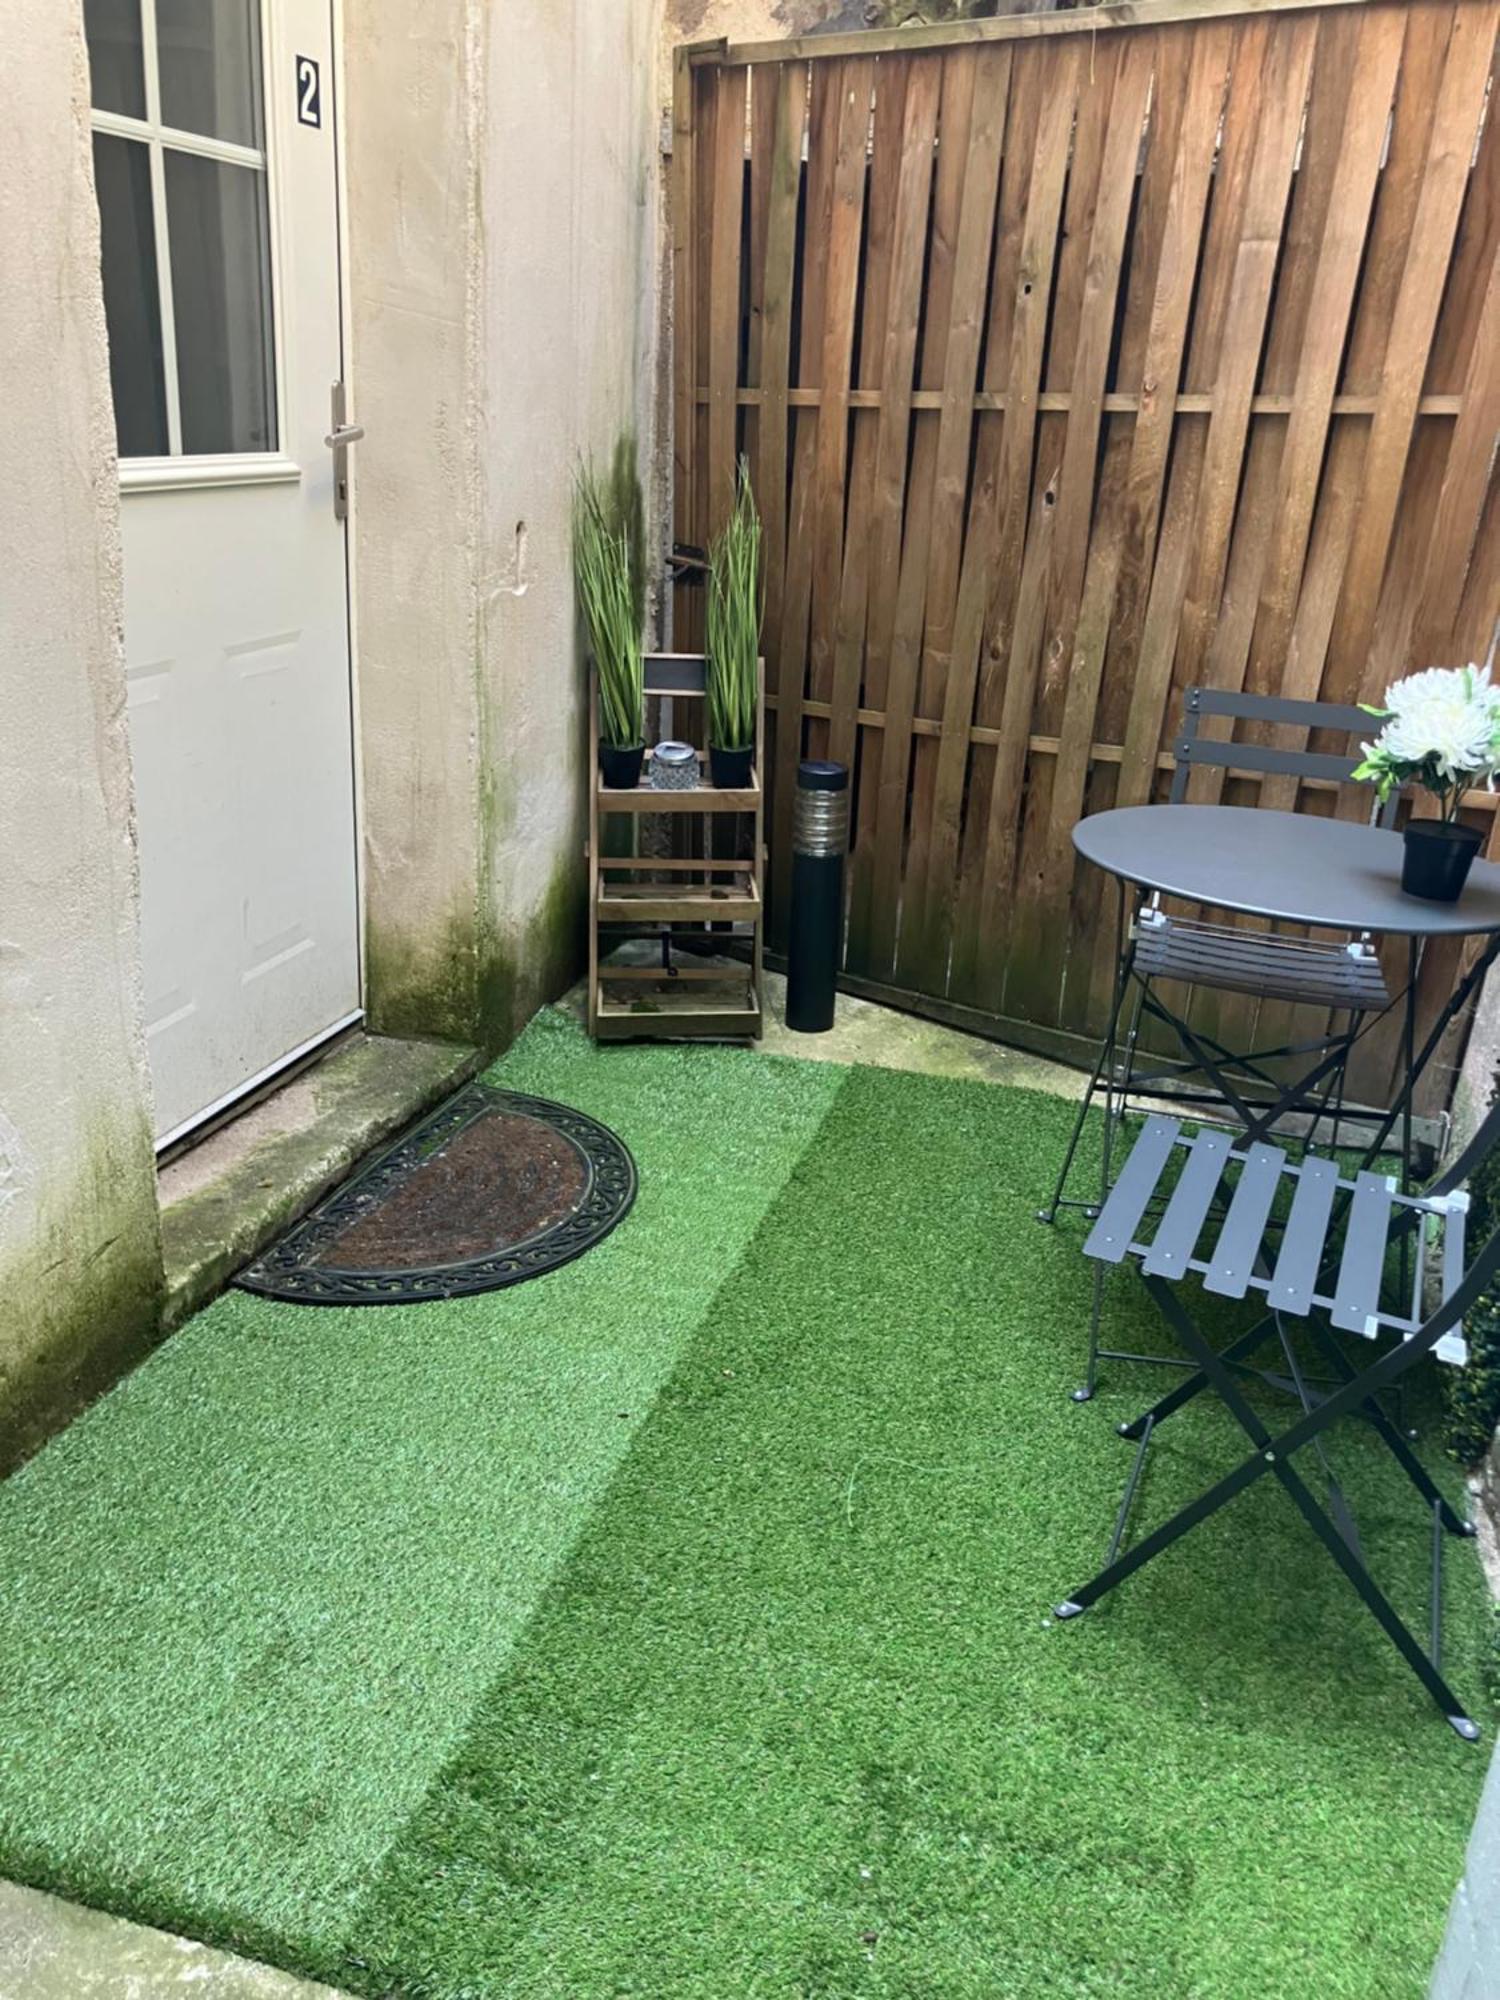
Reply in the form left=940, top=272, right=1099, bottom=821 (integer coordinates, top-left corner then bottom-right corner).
left=587, top=653, right=765, bottom=1042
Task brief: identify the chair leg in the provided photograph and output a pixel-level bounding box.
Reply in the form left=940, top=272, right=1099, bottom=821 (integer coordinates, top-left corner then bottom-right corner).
left=1073, top=1262, right=1108, bottom=1404
left=1056, top=1446, right=1268, bottom=1614
left=1115, top=1304, right=1280, bottom=1440
left=1303, top=1010, right=1358, bottom=1155
left=1305, top=1322, right=1470, bottom=1536
left=1272, top=1453, right=1479, bottom=1740
left=1048, top=912, right=1136, bottom=1232
left=1061, top=1274, right=1482, bottom=1739
left=1067, top=973, right=1148, bottom=1400
left=1039, top=884, right=1135, bottom=1227
left=1039, top=1063, right=1107, bottom=1228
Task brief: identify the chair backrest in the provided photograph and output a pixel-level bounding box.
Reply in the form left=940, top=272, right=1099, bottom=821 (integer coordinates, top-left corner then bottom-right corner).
left=1169, top=687, right=1399, bottom=827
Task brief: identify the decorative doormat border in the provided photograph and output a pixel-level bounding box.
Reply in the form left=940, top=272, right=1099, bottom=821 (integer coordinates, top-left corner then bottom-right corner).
left=234, top=1083, right=637, bottom=1306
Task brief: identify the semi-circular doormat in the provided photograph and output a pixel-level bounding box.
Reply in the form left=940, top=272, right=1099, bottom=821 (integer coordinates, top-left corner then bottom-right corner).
left=234, top=1083, right=637, bottom=1305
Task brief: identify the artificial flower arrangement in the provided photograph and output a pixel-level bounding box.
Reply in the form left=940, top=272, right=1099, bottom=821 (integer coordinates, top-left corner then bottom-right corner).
left=1353, top=663, right=1498, bottom=900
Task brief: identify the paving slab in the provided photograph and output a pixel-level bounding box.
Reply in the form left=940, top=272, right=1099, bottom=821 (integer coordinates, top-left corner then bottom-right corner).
left=0, top=1884, right=346, bottom=2000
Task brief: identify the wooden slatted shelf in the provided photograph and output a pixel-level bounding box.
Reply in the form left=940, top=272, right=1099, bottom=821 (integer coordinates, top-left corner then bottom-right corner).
left=597, top=879, right=760, bottom=924
left=599, top=774, right=760, bottom=812
left=594, top=991, right=762, bottom=1041
left=586, top=653, right=765, bottom=1042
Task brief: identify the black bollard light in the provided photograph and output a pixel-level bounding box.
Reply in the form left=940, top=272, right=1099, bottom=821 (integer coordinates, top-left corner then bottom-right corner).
left=785, top=760, right=849, bottom=1034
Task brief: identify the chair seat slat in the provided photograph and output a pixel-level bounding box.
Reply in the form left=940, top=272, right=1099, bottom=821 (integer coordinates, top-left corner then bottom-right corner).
left=1083, top=1116, right=1180, bottom=1265
left=1268, top=1157, right=1340, bottom=1315
left=1203, top=1142, right=1285, bottom=1298
left=1135, top=919, right=1389, bottom=1010
left=1329, top=1171, right=1395, bottom=1335
left=1142, top=1128, right=1234, bottom=1279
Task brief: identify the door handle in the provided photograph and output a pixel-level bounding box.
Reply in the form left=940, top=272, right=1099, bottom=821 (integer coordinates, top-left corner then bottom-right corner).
left=326, top=382, right=360, bottom=521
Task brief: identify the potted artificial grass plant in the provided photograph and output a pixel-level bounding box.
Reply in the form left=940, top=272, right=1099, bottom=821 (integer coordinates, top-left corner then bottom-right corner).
left=706, top=457, right=762, bottom=791
left=1353, top=663, right=1498, bottom=901
left=574, top=459, right=646, bottom=788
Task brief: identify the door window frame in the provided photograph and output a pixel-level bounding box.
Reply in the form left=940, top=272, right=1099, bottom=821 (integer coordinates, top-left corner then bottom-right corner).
left=90, top=0, right=295, bottom=492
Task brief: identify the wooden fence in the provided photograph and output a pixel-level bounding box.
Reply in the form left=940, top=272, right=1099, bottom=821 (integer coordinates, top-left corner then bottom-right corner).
left=671, top=0, right=1500, bottom=1109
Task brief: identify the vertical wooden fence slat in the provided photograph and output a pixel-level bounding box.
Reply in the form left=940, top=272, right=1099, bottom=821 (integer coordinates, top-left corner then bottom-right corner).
left=866, top=47, right=980, bottom=978
left=1177, top=16, right=1317, bottom=765
left=755, top=63, right=807, bottom=693
left=1115, top=15, right=1267, bottom=810
left=845, top=56, right=942, bottom=967
left=671, top=48, right=698, bottom=651
left=675, top=0, right=1499, bottom=1107
left=1339, top=4, right=1499, bottom=704
left=742, top=68, right=776, bottom=511
left=1062, top=22, right=1232, bottom=1029
left=807, top=56, right=876, bottom=739
left=1232, top=7, right=1405, bottom=1069
left=894, top=44, right=1013, bottom=988
left=1248, top=9, right=1407, bottom=733
left=828, top=57, right=907, bottom=904
left=1413, top=239, right=1500, bottom=658
left=770, top=62, right=838, bottom=932
left=971, top=43, right=1083, bottom=1003
left=1017, top=36, right=1157, bottom=1010
left=708, top=67, right=748, bottom=540
left=947, top=48, right=1047, bottom=1001
left=686, top=61, right=718, bottom=655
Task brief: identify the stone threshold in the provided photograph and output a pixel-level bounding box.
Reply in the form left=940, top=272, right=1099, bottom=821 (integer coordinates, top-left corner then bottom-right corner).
left=0, top=1881, right=347, bottom=1999
left=158, top=1032, right=480, bottom=1329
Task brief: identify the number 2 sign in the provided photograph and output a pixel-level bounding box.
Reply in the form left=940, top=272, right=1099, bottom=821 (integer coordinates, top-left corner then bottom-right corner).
left=296, top=55, right=321, bottom=128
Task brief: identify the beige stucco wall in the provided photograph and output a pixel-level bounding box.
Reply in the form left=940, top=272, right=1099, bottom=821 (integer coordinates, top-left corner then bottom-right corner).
left=348, top=0, right=665, bottom=1050
left=345, top=0, right=487, bottom=1045
left=0, top=1, right=163, bottom=1464
left=479, top=0, right=664, bottom=1029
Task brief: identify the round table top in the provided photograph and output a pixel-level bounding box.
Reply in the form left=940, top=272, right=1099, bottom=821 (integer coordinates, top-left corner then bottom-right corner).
left=1073, top=804, right=1500, bottom=936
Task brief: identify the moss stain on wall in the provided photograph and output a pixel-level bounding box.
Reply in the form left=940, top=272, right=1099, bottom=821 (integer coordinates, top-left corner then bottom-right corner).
left=364, top=907, right=485, bottom=1049
left=0, top=1109, right=163, bottom=1473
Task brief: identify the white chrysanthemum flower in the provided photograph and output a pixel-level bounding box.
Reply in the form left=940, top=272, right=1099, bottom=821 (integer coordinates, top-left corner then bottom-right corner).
left=1384, top=662, right=1500, bottom=718
left=1371, top=664, right=1499, bottom=782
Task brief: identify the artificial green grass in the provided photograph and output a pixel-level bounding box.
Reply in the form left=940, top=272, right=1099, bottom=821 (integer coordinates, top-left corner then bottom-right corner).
left=340, top=1065, right=1489, bottom=2000
left=0, top=1013, right=844, bottom=1967
left=0, top=1024, right=1488, bottom=1997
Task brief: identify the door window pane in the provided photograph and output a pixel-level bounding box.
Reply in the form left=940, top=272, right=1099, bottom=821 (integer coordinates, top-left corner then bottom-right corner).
left=93, top=133, right=170, bottom=458
left=164, top=151, right=276, bottom=454
left=156, top=0, right=263, bottom=147
left=84, top=0, right=146, bottom=119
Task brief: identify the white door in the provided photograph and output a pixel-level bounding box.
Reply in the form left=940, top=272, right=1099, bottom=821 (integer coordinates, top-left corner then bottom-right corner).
left=85, top=0, right=361, bottom=1147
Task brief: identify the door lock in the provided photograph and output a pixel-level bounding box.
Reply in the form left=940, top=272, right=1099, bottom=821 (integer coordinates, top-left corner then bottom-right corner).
left=325, top=381, right=362, bottom=521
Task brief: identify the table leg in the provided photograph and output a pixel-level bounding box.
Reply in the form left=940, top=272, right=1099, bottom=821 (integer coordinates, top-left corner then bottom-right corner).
left=1039, top=875, right=1136, bottom=1228
left=1403, top=935, right=1418, bottom=1198
left=1355, top=930, right=1500, bottom=1180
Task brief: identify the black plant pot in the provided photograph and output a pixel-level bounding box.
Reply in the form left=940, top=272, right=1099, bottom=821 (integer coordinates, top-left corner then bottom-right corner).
left=599, top=742, right=646, bottom=790
left=1400, top=819, right=1482, bottom=903
left=709, top=745, right=754, bottom=790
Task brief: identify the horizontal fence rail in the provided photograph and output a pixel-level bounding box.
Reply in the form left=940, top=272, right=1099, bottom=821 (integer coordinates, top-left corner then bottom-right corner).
left=671, top=0, right=1500, bottom=1112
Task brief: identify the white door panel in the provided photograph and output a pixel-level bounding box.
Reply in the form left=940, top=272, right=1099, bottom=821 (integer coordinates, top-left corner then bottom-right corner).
left=89, top=0, right=359, bottom=1143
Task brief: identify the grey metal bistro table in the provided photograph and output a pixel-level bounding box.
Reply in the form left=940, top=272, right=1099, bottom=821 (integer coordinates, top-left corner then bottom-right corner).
left=1056, top=807, right=1500, bottom=1393
left=1074, top=804, right=1500, bottom=1170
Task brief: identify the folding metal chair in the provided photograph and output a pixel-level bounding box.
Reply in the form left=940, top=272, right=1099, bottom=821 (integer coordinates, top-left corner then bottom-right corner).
left=1041, top=688, right=1403, bottom=1401
left=1042, top=688, right=1399, bottom=1238
left=1052, top=1098, right=1500, bottom=1740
